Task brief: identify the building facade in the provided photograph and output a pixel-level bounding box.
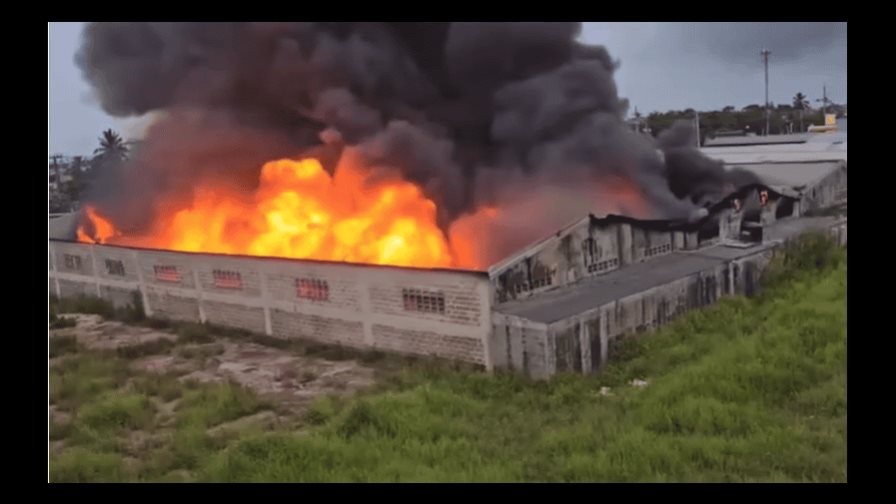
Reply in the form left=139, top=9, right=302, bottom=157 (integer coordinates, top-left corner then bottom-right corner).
left=49, top=241, right=494, bottom=368
left=49, top=160, right=847, bottom=378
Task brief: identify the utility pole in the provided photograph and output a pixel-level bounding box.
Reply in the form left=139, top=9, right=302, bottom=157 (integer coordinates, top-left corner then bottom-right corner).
left=695, top=110, right=701, bottom=148
left=761, top=49, right=771, bottom=136
left=49, top=154, right=64, bottom=190
left=815, top=84, right=829, bottom=115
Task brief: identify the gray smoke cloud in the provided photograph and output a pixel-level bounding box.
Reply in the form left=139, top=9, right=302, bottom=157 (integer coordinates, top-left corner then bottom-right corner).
left=657, top=120, right=759, bottom=207
left=76, top=22, right=755, bottom=258
left=658, top=22, right=847, bottom=65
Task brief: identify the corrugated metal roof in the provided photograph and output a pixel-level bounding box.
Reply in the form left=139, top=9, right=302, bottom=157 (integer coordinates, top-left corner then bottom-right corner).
left=701, top=134, right=847, bottom=164
left=703, top=133, right=811, bottom=147
left=725, top=161, right=845, bottom=190
left=704, top=150, right=847, bottom=164
left=48, top=212, right=78, bottom=240
left=495, top=216, right=843, bottom=324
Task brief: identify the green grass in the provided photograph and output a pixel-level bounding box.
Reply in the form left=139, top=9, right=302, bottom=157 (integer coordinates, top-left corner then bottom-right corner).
left=49, top=335, right=80, bottom=358
left=49, top=448, right=133, bottom=483
left=49, top=235, right=846, bottom=482
left=116, top=338, right=176, bottom=359
left=176, top=323, right=216, bottom=345
left=49, top=353, right=132, bottom=410
left=49, top=352, right=268, bottom=482
left=77, top=392, right=156, bottom=431
left=175, top=382, right=270, bottom=429
left=130, top=373, right=184, bottom=402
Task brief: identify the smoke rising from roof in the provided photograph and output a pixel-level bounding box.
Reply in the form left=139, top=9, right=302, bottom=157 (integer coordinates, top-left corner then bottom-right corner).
left=76, top=22, right=753, bottom=252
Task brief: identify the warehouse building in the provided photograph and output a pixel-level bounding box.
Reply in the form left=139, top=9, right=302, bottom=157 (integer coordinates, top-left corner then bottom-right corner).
left=49, top=154, right=847, bottom=378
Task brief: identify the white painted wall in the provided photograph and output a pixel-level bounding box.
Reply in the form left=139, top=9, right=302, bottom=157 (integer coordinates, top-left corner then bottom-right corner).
left=49, top=241, right=493, bottom=369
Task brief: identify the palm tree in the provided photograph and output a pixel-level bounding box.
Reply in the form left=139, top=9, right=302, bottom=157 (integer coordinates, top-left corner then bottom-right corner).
left=793, top=93, right=809, bottom=132
left=93, top=129, right=129, bottom=163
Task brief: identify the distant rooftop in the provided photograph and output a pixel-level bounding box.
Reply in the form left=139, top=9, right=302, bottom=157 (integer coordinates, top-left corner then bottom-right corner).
left=703, top=134, right=811, bottom=147
left=725, top=161, right=845, bottom=191
left=701, top=132, right=846, bottom=165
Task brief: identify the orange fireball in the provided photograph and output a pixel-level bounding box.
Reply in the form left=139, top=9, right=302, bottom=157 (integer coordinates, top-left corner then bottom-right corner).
left=78, top=156, right=473, bottom=269
left=77, top=154, right=653, bottom=272
left=76, top=206, right=118, bottom=244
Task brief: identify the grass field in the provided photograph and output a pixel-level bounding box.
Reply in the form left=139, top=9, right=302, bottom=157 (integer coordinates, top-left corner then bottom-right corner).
left=48, top=236, right=846, bottom=482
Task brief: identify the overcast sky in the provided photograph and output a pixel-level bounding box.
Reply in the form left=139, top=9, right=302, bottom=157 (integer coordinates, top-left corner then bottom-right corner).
left=48, top=22, right=847, bottom=156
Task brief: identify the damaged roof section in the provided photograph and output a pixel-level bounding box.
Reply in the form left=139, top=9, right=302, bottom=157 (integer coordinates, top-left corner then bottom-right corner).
left=495, top=214, right=843, bottom=325
left=587, top=182, right=797, bottom=231
left=487, top=182, right=813, bottom=306
left=723, top=160, right=845, bottom=193
left=489, top=182, right=799, bottom=276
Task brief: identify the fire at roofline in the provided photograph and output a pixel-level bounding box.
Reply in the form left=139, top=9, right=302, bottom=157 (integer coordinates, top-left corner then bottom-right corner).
left=74, top=22, right=757, bottom=269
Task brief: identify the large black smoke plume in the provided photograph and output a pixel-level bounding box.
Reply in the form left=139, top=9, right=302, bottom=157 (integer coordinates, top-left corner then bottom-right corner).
left=76, top=22, right=755, bottom=263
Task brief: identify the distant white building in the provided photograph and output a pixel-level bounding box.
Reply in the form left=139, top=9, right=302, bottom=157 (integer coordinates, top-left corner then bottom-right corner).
left=48, top=155, right=89, bottom=196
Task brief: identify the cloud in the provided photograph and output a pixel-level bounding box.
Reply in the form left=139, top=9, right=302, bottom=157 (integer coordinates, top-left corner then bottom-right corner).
left=579, top=22, right=846, bottom=114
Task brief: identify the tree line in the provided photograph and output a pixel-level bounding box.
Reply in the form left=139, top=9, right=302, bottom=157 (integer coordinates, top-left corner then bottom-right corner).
left=635, top=92, right=846, bottom=142
left=49, top=129, right=130, bottom=213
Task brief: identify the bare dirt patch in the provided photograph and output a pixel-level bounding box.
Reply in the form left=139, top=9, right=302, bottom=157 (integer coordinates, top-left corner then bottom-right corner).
left=49, top=440, right=67, bottom=456
left=174, top=341, right=375, bottom=410
left=52, top=314, right=177, bottom=351
left=49, top=405, right=72, bottom=424
left=206, top=410, right=279, bottom=439
left=50, top=314, right=377, bottom=415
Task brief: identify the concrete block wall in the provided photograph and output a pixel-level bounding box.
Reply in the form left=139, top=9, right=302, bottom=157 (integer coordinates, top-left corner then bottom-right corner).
left=630, top=227, right=674, bottom=264
left=488, top=219, right=586, bottom=304
left=99, top=285, right=139, bottom=309
left=270, top=310, right=365, bottom=349
left=487, top=189, right=804, bottom=308
left=719, top=208, right=742, bottom=241
left=267, top=272, right=360, bottom=312
left=831, top=221, right=848, bottom=246
left=490, top=312, right=550, bottom=379
left=140, top=250, right=199, bottom=290
left=202, top=300, right=267, bottom=334
left=490, top=217, right=713, bottom=305
left=372, top=325, right=486, bottom=366
left=537, top=258, right=747, bottom=377
left=57, top=278, right=97, bottom=299
left=490, top=220, right=633, bottom=304
left=718, top=188, right=788, bottom=243
left=803, top=163, right=847, bottom=213
left=514, top=218, right=847, bottom=378
left=145, top=290, right=201, bottom=321
left=761, top=196, right=779, bottom=226
left=93, top=246, right=141, bottom=284
left=53, top=241, right=97, bottom=278
left=49, top=241, right=493, bottom=368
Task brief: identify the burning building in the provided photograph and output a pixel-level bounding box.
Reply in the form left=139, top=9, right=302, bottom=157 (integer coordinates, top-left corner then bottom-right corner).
left=49, top=22, right=847, bottom=377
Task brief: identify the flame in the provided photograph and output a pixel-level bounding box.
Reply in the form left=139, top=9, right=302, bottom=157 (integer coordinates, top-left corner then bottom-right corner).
left=447, top=206, right=501, bottom=269
left=76, top=206, right=118, bottom=244
left=76, top=155, right=653, bottom=272
left=596, top=176, right=649, bottom=219
left=77, top=157, right=471, bottom=269
left=447, top=178, right=651, bottom=268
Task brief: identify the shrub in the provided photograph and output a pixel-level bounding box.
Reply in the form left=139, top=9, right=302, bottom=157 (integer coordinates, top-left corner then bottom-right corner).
left=49, top=335, right=79, bottom=357
left=116, top=338, right=176, bottom=359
